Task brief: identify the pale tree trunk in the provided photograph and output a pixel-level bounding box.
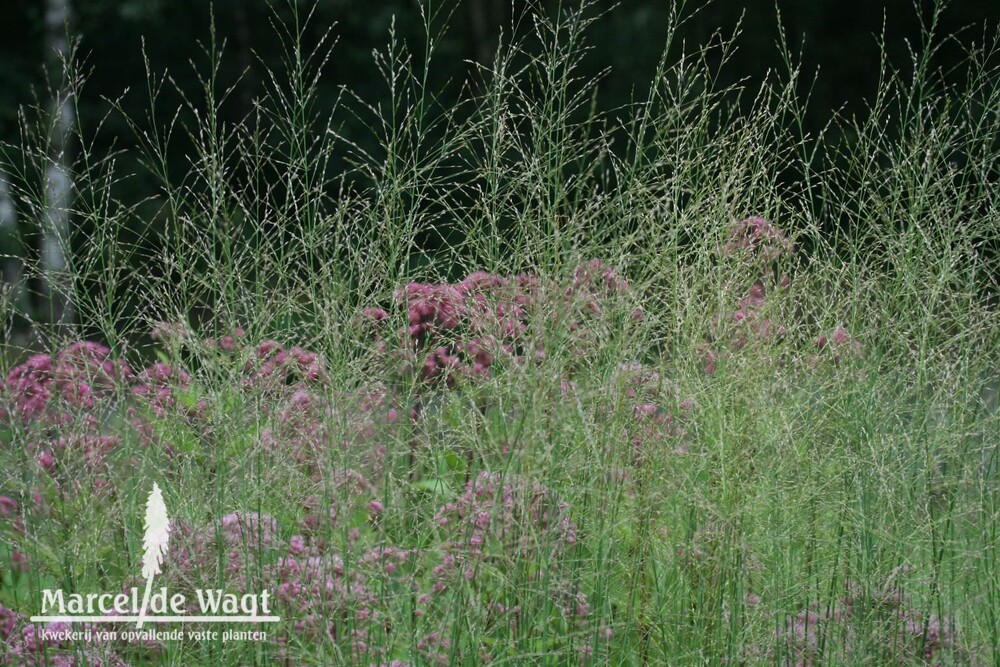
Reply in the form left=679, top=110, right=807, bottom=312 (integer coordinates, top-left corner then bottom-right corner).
left=1, top=170, right=31, bottom=348
left=0, top=170, right=26, bottom=307
left=43, top=0, right=75, bottom=329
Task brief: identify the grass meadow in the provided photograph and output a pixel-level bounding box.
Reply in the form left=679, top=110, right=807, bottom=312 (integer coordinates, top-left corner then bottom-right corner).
left=1, top=2, right=999, bottom=665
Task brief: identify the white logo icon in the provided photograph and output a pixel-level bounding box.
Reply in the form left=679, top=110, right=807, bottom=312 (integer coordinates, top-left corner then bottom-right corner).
left=138, top=482, right=170, bottom=628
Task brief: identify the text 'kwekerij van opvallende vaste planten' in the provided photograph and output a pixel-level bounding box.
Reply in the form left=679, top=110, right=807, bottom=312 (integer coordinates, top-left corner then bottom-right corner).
left=0, top=0, right=998, bottom=665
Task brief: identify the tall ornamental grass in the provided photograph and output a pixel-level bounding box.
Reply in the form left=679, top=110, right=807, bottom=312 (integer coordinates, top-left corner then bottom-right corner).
left=1, top=2, right=998, bottom=665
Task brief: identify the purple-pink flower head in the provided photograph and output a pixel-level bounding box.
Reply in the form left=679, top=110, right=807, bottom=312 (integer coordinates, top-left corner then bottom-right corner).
left=722, top=216, right=793, bottom=262
left=220, top=511, right=280, bottom=551
left=361, top=306, right=388, bottom=323
left=36, top=450, right=56, bottom=473
left=816, top=326, right=862, bottom=360
left=460, top=271, right=507, bottom=293
left=634, top=403, right=658, bottom=418
left=0, top=496, right=16, bottom=518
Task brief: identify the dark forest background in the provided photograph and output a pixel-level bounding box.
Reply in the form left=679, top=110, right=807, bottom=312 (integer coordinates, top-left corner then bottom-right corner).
left=3, top=1, right=998, bottom=137
left=1, top=0, right=998, bottom=340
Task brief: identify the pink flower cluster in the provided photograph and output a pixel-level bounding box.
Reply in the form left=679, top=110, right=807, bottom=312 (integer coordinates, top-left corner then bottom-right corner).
left=243, top=339, right=327, bottom=390
left=434, top=471, right=578, bottom=560
left=424, top=471, right=590, bottom=657
left=729, top=280, right=787, bottom=350
left=772, top=568, right=957, bottom=664
left=814, top=326, right=863, bottom=363
left=2, top=342, right=132, bottom=424
left=0, top=604, right=130, bottom=667
left=704, top=216, right=862, bottom=374
left=130, top=361, right=192, bottom=418
left=721, top=215, right=794, bottom=263
left=114, top=469, right=586, bottom=663
left=1, top=343, right=139, bottom=494
left=614, top=362, right=692, bottom=462
left=360, top=262, right=635, bottom=390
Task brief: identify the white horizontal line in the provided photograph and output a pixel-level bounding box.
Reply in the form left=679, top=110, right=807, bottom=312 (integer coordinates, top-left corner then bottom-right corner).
left=29, top=616, right=281, bottom=623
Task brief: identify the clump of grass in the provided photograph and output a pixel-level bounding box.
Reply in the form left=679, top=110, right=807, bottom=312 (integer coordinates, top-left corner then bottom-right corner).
left=1, top=1, right=998, bottom=665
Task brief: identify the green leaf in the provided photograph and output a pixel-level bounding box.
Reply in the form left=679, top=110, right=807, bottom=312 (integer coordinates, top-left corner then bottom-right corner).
left=411, top=478, right=453, bottom=497
left=175, top=385, right=201, bottom=409
left=444, top=449, right=464, bottom=473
